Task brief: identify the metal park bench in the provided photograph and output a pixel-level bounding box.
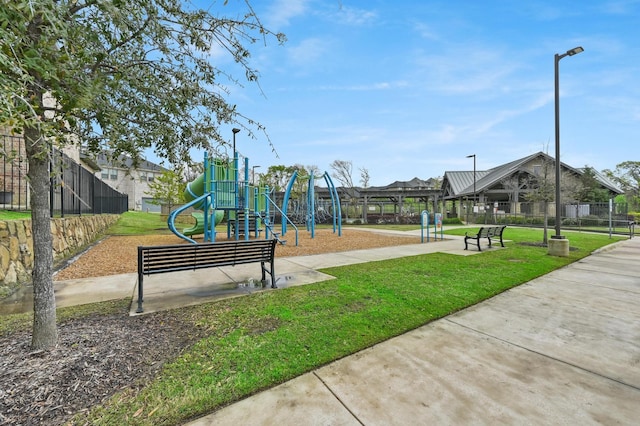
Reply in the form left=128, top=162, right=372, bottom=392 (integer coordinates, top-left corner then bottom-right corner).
left=136, top=239, right=277, bottom=313
left=464, top=225, right=507, bottom=252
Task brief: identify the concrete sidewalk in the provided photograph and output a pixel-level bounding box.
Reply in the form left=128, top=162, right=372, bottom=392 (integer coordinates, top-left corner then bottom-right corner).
left=186, top=236, right=640, bottom=425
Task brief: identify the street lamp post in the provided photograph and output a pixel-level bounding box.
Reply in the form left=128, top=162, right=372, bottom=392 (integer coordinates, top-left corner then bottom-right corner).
left=252, top=165, right=261, bottom=185
left=552, top=46, right=584, bottom=240
left=466, top=154, right=476, bottom=211
left=232, top=128, right=240, bottom=157
left=549, top=46, right=583, bottom=257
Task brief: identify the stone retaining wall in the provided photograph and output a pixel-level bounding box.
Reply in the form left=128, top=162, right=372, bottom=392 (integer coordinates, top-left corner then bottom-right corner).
left=0, top=215, right=119, bottom=297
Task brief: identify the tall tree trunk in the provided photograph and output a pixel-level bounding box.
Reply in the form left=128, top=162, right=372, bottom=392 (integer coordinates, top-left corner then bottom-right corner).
left=25, top=125, right=58, bottom=350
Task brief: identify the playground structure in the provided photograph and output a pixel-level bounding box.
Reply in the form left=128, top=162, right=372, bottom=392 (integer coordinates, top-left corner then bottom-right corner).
left=167, top=153, right=342, bottom=245
left=282, top=169, right=342, bottom=238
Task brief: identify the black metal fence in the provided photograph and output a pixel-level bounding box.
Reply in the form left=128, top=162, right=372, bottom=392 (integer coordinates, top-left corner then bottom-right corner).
left=51, top=150, right=128, bottom=215
left=454, top=200, right=635, bottom=237
left=313, top=197, right=635, bottom=236
left=461, top=200, right=629, bottom=223
left=1, top=133, right=128, bottom=215
left=0, top=133, right=27, bottom=208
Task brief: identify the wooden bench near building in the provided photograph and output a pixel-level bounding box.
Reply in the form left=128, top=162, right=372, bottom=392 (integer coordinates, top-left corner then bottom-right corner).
left=464, top=225, right=507, bottom=252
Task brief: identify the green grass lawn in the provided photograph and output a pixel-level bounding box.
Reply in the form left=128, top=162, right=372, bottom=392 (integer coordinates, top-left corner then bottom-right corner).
left=67, top=227, right=622, bottom=425
left=0, top=210, right=31, bottom=220
left=106, top=211, right=173, bottom=235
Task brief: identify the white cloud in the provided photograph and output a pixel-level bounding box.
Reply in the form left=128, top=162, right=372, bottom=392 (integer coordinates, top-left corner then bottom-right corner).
left=416, top=49, right=519, bottom=95
left=315, top=81, right=409, bottom=92
left=287, top=37, right=331, bottom=66
left=265, top=0, right=308, bottom=28
left=334, top=6, right=378, bottom=26
left=412, top=21, right=440, bottom=41
left=598, top=0, right=640, bottom=14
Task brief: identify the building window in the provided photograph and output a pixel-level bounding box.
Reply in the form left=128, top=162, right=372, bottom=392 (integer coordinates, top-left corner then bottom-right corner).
left=532, top=165, right=542, bottom=176
left=101, top=168, right=118, bottom=180
left=140, top=171, right=147, bottom=182
left=148, top=173, right=155, bottom=183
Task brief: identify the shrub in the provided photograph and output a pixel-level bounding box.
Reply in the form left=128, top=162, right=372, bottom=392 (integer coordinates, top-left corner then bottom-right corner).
left=442, top=217, right=463, bottom=225
left=580, top=215, right=602, bottom=227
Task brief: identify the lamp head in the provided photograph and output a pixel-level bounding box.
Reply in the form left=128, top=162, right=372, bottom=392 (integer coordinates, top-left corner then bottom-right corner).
left=232, top=128, right=241, bottom=134
left=466, top=154, right=475, bottom=158
left=567, top=46, right=584, bottom=56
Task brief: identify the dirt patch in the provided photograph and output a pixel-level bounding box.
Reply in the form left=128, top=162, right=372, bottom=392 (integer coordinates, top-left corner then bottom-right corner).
left=2, top=228, right=423, bottom=425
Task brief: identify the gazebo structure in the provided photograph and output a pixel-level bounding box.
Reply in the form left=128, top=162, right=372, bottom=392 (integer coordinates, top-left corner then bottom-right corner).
left=441, top=151, right=623, bottom=219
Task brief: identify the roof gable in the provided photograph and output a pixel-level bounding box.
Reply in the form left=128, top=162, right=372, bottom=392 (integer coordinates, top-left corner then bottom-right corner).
left=96, top=152, right=167, bottom=172
left=442, top=151, right=622, bottom=198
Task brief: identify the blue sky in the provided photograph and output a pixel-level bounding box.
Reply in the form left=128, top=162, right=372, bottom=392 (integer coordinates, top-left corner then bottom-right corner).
left=184, top=0, right=639, bottom=186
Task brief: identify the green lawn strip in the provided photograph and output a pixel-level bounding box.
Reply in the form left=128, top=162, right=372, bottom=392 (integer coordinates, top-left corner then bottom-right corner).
left=108, top=211, right=229, bottom=236
left=445, top=225, right=630, bottom=241
left=74, top=230, right=621, bottom=425
left=107, top=211, right=172, bottom=235
left=0, top=210, right=32, bottom=220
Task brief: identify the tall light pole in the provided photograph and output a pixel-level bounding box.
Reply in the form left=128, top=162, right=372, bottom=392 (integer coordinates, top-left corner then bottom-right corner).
left=252, top=165, right=261, bottom=185
left=553, top=46, right=584, bottom=240
left=466, top=154, right=476, bottom=210
left=232, top=128, right=240, bottom=157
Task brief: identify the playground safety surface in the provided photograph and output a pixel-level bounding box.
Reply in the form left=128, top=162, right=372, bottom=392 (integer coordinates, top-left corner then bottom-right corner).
left=53, top=228, right=424, bottom=282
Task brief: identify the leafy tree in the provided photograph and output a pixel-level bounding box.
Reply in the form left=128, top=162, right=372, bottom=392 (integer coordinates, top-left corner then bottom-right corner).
left=576, top=166, right=609, bottom=203
left=603, top=161, right=640, bottom=210
left=289, top=163, right=310, bottom=200
left=524, top=160, right=555, bottom=244
left=145, top=169, right=186, bottom=211
left=431, top=176, right=443, bottom=190
left=0, top=0, right=283, bottom=349
left=607, top=161, right=640, bottom=192
left=261, top=165, right=297, bottom=192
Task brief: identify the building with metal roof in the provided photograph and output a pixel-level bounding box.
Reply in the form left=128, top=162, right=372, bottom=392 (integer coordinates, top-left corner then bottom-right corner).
left=441, top=151, right=623, bottom=217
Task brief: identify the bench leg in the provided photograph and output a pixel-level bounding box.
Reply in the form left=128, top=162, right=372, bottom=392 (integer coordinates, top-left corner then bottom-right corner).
left=465, top=236, right=482, bottom=251
left=270, top=258, right=277, bottom=288
left=136, top=274, right=144, bottom=313
left=260, top=259, right=278, bottom=289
